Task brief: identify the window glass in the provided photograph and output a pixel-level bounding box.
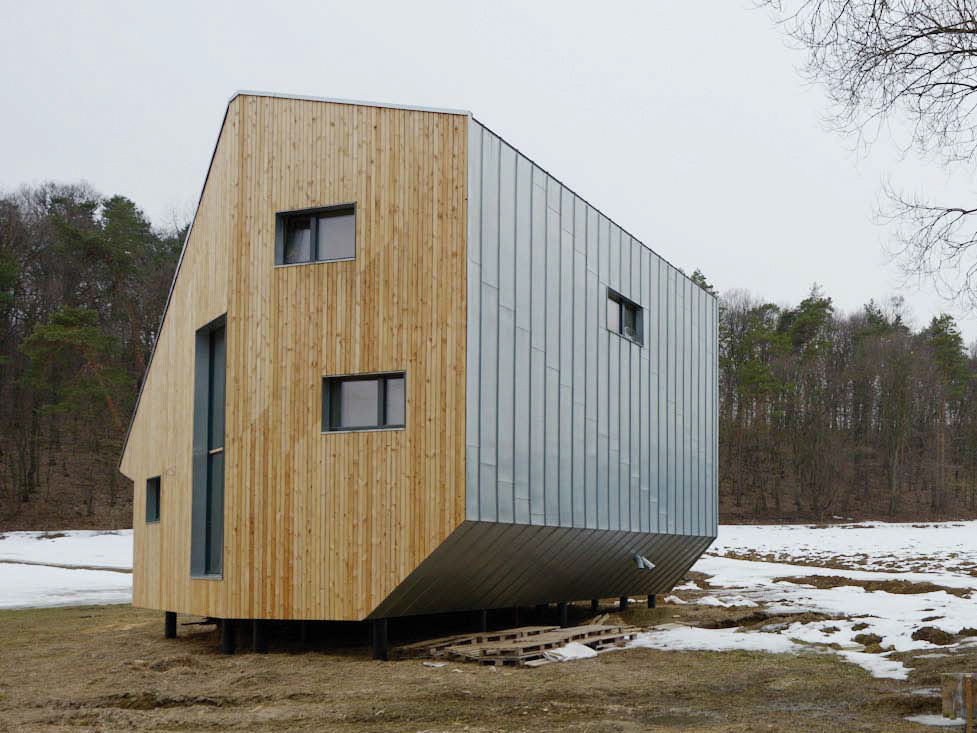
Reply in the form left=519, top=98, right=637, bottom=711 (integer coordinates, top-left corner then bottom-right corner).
left=318, top=210, right=355, bottom=261
left=607, top=294, right=620, bottom=333
left=284, top=217, right=312, bottom=264
left=385, top=376, right=406, bottom=426
left=340, top=379, right=379, bottom=428
left=622, top=303, right=638, bottom=340
left=146, top=477, right=161, bottom=523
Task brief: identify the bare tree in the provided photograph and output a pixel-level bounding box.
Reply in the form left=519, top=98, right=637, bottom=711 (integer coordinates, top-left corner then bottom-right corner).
left=762, top=0, right=977, bottom=306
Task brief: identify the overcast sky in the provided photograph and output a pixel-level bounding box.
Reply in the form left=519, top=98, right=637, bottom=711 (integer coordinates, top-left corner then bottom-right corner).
left=3, top=0, right=976, bottom=341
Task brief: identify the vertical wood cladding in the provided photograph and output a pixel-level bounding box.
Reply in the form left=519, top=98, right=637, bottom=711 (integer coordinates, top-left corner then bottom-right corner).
left=122, top=95, right=468, bottom=620
left=465, top=119, right=718, bottom=538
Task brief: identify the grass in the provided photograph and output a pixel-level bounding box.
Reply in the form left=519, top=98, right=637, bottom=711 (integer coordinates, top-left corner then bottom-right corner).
left=0, top=603, right=959, bottom=732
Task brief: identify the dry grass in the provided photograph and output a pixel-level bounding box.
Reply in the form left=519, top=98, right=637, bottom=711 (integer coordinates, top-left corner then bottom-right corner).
left=0, top=603, right=955, bottom=732
left=772, top=574, right=973, bottom=598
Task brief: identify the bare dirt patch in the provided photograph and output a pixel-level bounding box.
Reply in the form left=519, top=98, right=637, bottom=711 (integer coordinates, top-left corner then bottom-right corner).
left=0, top=604, right=951, bottom=732
left=772, top=574, right=972, bottom=598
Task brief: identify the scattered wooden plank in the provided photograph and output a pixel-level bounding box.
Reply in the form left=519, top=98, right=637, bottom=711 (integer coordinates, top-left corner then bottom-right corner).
left=942, top=673, right=976, bottom=733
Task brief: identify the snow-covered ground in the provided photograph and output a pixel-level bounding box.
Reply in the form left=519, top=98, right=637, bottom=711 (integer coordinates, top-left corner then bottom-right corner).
left=0, top=530, right=132, bottom=609
left=630, top=521, right=977, bottom=687
left=710, top=520, right=977, bottom=576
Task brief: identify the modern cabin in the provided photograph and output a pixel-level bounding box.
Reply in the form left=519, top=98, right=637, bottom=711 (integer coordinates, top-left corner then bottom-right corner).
left=119, top=91, right=718, bottom=653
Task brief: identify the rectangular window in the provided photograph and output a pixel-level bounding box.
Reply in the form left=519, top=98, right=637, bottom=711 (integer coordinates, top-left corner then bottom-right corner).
left=323, top=372, right=406, bottom=432
left=607, top=289, right=643, bottom=346
left=191, top=315, right=226, bottom=578
left=146, top=476, right=161, bottom=523
left=276, top=204, right=355, bottom=265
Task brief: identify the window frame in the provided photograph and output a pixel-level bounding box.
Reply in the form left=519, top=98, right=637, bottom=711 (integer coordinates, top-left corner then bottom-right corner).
left=322, top=371, right=407, bottom=433
left=275, top=202, right=356, bottom=267
left=606, top=288, right=644, bottom=346
left=146, top=476, right=161, bottom=524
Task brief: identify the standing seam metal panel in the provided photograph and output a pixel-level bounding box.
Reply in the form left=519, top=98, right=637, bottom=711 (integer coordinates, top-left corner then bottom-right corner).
left=465, top=120, right=716, bottom=539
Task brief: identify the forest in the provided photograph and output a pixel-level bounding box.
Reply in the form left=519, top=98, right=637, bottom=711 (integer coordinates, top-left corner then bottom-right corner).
left=1, top=182, right=976, bottom=529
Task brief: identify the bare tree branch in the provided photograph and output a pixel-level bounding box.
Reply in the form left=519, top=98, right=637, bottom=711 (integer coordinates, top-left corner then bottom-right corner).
left=761, top=0, right=977, bottom=306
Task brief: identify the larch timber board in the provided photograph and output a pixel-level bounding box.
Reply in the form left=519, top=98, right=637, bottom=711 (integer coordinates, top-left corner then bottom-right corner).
left=121, top=94, right=469, bottom=621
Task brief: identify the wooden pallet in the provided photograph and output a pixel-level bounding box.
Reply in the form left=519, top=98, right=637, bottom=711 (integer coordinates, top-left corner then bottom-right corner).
left=393, top=626, right=559, bottom=659
left=417, top=624, right=640, bottom=667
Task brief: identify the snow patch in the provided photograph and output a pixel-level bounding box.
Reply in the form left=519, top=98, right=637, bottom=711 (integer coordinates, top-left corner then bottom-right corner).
left=630, top=624, right=802, bottom=654
left=904, top=713, right=966, bottom=727
left=544, top=642, right=598, bottom=662
left=0, top=530, right=132, bottom=570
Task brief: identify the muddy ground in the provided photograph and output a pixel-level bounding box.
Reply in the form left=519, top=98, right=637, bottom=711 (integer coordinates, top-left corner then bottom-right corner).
left=0, top=600, right=968, bottom=732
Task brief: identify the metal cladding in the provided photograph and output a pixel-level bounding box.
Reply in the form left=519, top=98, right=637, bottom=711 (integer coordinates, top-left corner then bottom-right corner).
left=368, top=521, right=713, bottom=619
left=464, top=118, right=718, bottom=539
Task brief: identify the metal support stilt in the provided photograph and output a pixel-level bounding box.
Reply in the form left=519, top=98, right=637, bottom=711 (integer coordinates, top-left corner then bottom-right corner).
left=478, top=609, right=488, bottom=632
left=648, top=594, right=656, bottom=609
left=164, top=611, right=177, bottom=639
left=558, top=602, right=568, bottom=628
left=372, top=619, right=388, bottom=661
left=220, top=619, right=236, bottom=655
left=619, top=595, right=629, bottom=611
left=590, top=599, right=599, bottom=613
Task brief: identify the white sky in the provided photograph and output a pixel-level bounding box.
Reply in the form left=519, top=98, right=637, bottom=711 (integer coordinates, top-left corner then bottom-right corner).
left=2, top=0, right=976, bottom=341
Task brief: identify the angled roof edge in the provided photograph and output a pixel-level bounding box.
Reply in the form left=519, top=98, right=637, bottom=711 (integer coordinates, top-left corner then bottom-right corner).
left=118, top=97, right=234, bottom=470
left=232, top=90, right=471, bottom=117
left=119, top=92, right=471, bottom=470
left=470, top=115, right=719, bottom=302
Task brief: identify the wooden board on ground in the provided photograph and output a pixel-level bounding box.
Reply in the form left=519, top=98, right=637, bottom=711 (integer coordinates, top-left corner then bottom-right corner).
left=942, top=673, right=976, bottom=733
left=397, top=624, right=640, bottom=668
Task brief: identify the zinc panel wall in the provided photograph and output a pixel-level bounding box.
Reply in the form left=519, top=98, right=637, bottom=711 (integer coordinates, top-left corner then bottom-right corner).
left=465, top=119, right=717, bottom=538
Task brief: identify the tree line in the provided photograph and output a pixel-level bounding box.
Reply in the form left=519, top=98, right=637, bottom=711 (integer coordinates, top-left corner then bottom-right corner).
left=716, top=282, right=977, bottom=522
left=0, top=183, right=182, bottom=528
left=1, top=182, right=975, bottom=528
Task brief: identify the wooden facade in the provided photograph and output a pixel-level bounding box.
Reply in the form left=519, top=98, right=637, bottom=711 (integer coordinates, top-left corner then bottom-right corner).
left=120, top=94, right=469, bottom=621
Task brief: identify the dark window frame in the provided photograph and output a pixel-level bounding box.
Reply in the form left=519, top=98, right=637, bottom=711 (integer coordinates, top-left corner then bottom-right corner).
left=322, top=371, right=407, bottom=433
left=275, top=202, right=356, bottom=266
left=607, top=288, right=644, bottom=346
left=146, top=476, right=161, bottom=523
left=191, top=314, right=226, bottom=579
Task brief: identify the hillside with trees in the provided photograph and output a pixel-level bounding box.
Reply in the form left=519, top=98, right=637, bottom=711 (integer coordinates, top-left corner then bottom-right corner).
left=1, top=183, right=976, bottom=529
left=717, top=281, right=977, bottom=522
left=0, top=183, right=182, bottom=529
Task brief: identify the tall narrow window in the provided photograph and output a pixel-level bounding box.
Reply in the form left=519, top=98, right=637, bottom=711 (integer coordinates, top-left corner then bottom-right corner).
left=323, top=372, right=406, bottom=432
left=607, top=289, right=643, bottom=346
left=146, top=476, right=161, bottom=523
left=276, top=204, right=355, bottom=265
left=191, top=316, right=226, bottom=578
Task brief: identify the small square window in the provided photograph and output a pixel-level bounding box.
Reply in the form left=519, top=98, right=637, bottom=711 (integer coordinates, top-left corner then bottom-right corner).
left=146, top=476, right=161, bottom=523
left=323, top=372, right=406, bottom=432
left=607, top=289, right=643, bottom=346
left=276, top=204, right=355, bottom=265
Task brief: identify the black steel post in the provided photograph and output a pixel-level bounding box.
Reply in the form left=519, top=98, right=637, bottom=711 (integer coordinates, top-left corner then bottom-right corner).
left=164, top=611, right=177, bottom=639
left=478, top=609, right=488, bottom=632
left=220, top=619, right=236, bottom=655
left=590, top=599, right=599, bottom=613
left=252, top=619, right=268, bottom=653
left=647, top=594, right=656, bottom=609
left=558, top=602, right=568, bottom=628
left=619, top=595, right=629, bottom=611
left=372, top=618, right=388, bottom=661
left=513, top=606, right=520, bottom=627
